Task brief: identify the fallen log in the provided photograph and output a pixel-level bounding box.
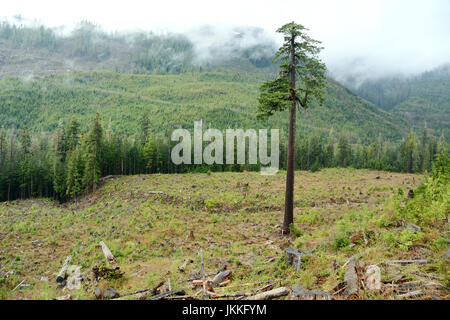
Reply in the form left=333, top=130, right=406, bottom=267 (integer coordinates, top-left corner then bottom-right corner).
left=56, top=255, right=72, bottom=283
left=397, top=290, right=423, bottom=299
left=385, top=259, right=429, bottom=266
left=212, top=283, right=274, bottom=299
left=291, top=285, right=331, bottom=300
left=165, top=295, right=198, bottom=300
left=178, top=259, right=194, bottom=273
left=118, top=281, right=164, bottom=300
left=212, top=270, right=232, bottom=286
left=99, top=241, right=115, bottom=263
left=247, top=287, right=289, bottom=300
left=219, top=279, right=231, bottom=287
left=147, top=289, right=185, bottom=300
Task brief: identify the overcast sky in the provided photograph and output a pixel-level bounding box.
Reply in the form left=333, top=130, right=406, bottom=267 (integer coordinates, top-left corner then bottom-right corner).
left=2, top=0, right=450, bottom=80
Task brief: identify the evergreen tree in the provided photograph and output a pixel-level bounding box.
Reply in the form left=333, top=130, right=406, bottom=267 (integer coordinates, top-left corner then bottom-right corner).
left=52, top=125, right=67, bottom=201
left=399, top=129, right=420, bottom=173
left=0, top=127, right=5, bottom=166
left=257, top=22, right=326, bottom=234
left=138, top=112, right=150, bottom=146
left=82, top=113, right=103, bottom=191
left=143, top=134, right=157, bottom=173
left=337, top=134, right=350, bottom=167
left=66, top=148, right=84, bottom=200
left=66, top=118, right=81, bottom=152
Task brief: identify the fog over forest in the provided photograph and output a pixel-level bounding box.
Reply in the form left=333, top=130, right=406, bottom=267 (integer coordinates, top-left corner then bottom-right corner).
left=1, top=0, right=449, bottom=85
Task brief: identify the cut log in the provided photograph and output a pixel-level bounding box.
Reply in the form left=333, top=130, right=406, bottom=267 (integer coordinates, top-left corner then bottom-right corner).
left=54, top=294, right=72, bottom=300
left=56, top=255, right=72, bottom=283
left=247, top=287, right=289, bottom=300
left=99, top=241, right=115, bottom=263
left=178, top=259, right=194, bottom=273
left=343, top=259, right=359, bottom=299
left=212, top=270, right=232, bottom=286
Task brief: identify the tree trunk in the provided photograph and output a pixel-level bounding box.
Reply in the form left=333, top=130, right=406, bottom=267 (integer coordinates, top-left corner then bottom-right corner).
left=282, top=33, right=297, bottom=234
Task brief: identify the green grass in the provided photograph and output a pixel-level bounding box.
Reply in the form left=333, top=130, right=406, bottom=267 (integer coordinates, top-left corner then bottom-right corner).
left=1, top=168, right=448, bottom=300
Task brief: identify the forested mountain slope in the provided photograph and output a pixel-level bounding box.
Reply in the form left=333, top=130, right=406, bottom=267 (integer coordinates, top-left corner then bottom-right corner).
left=353, top=65, right=450, bottom=140
left=0, top=20, right=447, bottom=142
left=0, top=71, right=409, bottom=142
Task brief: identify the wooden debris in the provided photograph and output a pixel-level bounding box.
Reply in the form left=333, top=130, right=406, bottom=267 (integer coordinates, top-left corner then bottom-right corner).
left=213, top=283, right=275, bottom=299
left=94, top=287, right=120, bottom=299
left=285, top=249, right=308, bottom=272
left=178, top=258, right=194, bottom=273
left=165, top=295, right=198, bottom=300
left=350, top=232, right=362, bottom=243
left=385, top=259, right=429, bottom=266
left=343, top=259, right=359, bottom=299
left=56, top=255, right=72, bottom=283
left=365, top=265, right=381, bottom=290
left=247, top=287, right=289, bottom=300
left=65, top=265, right=83, bottom=290
left=147, top=289, right=185, bottom=300
left=11, top=279, right=25, bottom=292
left=200, top=250, right=207, bottom=300
left=148, top=191, right=163, bottom=194
left=212, top=270, right=232, bottom=286
left=115, top=282, right=165, bottom=300
left=397, top=290, right=423, bottom=299
left=99, top=241, right=115, bottom=263
left=54, top=294, right=72, bottom=300
left=363, top=232, right=369, bottom=246
left=219, top=279, right=231, bottom=287
left=291, top=285, right=331, bottom=300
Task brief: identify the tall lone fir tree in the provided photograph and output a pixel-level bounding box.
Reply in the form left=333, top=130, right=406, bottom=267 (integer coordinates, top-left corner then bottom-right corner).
left=258, top=22, right=326, bottom=234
